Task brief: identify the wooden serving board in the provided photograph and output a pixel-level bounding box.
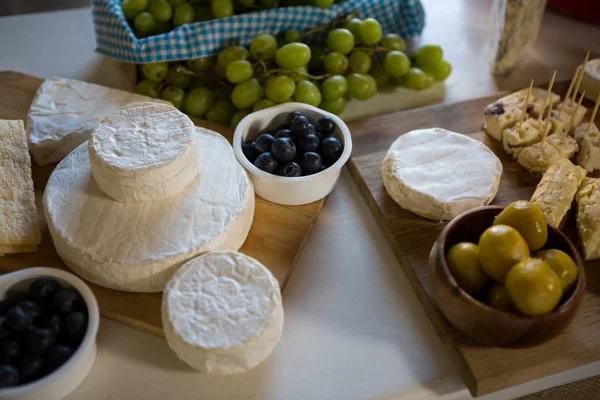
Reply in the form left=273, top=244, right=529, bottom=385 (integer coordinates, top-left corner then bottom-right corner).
left=0, top=71, right=324, bottom=336
left=346, top=81, right=600, bottom=397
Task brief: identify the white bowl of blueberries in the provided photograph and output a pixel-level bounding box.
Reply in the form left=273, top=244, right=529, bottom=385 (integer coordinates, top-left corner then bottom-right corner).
left=0, top=267, right=99, bottom=400
left=233, top=102, right=352, bottom=205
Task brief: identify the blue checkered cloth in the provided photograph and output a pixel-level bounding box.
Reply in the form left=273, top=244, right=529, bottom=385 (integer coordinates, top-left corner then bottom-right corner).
left=93, top=0, right=425, bottom=64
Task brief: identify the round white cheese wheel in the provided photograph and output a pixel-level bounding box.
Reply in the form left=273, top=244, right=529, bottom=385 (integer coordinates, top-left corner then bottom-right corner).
left=381, top=128, right=502, bottom=220
left=44, top=128, right=254, bottom=292
left=89, top=102, right=199, bottom=203
left=162, top=251, right=283, bottom=374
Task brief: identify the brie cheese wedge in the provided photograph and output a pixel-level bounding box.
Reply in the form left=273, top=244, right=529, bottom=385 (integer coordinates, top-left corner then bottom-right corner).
left=381, top=128, right=502, bottom=221
left=163, top=251, right=283, bottom=375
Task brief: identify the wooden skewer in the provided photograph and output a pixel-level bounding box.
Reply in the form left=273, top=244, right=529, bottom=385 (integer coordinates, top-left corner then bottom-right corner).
left=589, top=92, right=600, bottom=135
left=541, top=98, right=553, bottom=153
left=520, top=79, right=534, bottom=125
left=571, top=51, right=590, bottom=104
left=560, top=66, right=581, bottom=118
left=563, top=91, right=585, bottom=140
left=538, top=70, right=557, bottom=123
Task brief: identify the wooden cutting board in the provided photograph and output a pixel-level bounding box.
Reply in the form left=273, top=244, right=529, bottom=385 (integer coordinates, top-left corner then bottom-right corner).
left=346, top=81, right=600, bottom=397
left=0, top=71, right=324, bottom=336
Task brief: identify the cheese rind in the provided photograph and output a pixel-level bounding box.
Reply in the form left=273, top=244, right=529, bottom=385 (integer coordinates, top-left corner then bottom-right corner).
left=576, top=178, right=600, bottom=261
left=44, top=128, right=254, bottom=292
left=162, top=251, right=283, bottom=374
left=381, top=128, right=502, bottom=221
left=88, top=103, right=199, bottom=203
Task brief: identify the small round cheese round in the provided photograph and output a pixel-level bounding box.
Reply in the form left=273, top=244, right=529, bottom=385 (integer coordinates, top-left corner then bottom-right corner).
left=89, top=102, right=198, bottom=203
left=381, top=128, right=502, bottom=220
left=162, top=251, right=284, bottom=374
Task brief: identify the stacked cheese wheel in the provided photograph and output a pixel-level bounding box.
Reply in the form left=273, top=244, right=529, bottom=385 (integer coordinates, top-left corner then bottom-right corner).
left=43, top=102, right=255, bottom=292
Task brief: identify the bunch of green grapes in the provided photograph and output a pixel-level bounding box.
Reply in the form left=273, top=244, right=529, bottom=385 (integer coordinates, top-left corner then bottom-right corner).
left=121, top=0, right=341, bottom=38
left=135, top=14, right=452, bottom=126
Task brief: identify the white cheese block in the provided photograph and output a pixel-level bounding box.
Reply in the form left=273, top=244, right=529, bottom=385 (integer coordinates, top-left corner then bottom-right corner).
left=89, top=103, right=198, bottom=203
left=43, top=128, right=255, bottom=292
left=517, top=142, right=563, bottom=174
left=575, top=124, right=600, bottom=172
left=27, top=77, right=167, bottom=166
left=545, top=133, right=578, bottom=159
left=162, top=251, right=283, bottom=374
left=381, top=128, right=502, bottom=221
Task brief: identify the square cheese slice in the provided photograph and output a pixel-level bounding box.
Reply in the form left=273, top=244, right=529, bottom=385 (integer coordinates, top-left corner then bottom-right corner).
left=576, top=177, right=600, bottom=261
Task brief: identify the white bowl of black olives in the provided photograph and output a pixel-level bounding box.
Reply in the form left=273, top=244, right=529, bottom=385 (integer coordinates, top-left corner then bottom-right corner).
left=233, top=102, right=352, bottom=205
left=0, top=267, right=99, bottom=400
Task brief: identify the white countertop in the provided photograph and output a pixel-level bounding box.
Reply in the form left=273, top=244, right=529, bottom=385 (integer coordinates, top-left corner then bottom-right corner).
left=1, top=2, right=600, bottom=399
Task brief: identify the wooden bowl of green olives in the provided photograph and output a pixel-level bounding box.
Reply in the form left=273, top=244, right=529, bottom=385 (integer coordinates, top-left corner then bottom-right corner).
left=429, top=203, right=585, bottom=346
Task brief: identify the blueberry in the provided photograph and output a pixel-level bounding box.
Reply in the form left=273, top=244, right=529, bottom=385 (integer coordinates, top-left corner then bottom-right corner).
left=271, top=137, right=296, bottom=162
left=275, top=123, right=289, bottom=133
left=45, top=345, right=74, bottom=373
left=63, top=312, right=87, bottom=344
left=35, top=314, right=61, bottom=335
left=277, top=162, right=302, bottom=177
left=299, top=152, right=322, bottom=175
left=28, top=277, right=61, bottom=303
left=0, top=299, right=20, bottom=316
left=0, top=317, right=9, bottom=341
left=291, top=115, right=309, bottom=138
left=254, top=152, right=278, bottom=174
left=242, top=141, right=261, bottom=163
left=0, top=365, right=19, bottom=388
left=17, top=300, right=42, bottom=320
left=298, top=133, right=320, bottom=154
left=5, top=307, right=32, bottom=332
left=0, top=340, right=20, bottom=364
left=306, top=123, right=316, bottom=137
left=275, top=129, right=291, bottom=139
left=316, top=116, right=336, bottom=137
left=320, top=136, right=343, bottom=164
left=17, top=354, right=43, bottom=383
left=254, top=133, right=275, bottom=154
left=286, top=111, right=303, bottom=125
left=27, top=327, right=56, bottom=355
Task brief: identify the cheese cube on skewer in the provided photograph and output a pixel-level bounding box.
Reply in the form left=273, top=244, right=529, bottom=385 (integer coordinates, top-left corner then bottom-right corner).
left=576, top=178, right=600, bottom=261
left=517, top=141, right=563, bottom=174
left=545, top=133, right=579, bottom=159
left=577, top=134, right=600, bottom=172
left=558, top=98, right=588, bottom=131
left=574, top=123, right=600, bottom=142
left=502, top=118, right=548, bottom=158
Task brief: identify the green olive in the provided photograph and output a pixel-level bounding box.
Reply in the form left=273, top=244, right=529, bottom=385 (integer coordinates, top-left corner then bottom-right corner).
left=446, top=242, right=488, bottom=295
left=494, top=200, right=548, bottom=251
left=485, top=284, right=512, bottom=312
left=479, top=225, right=530, bottom=283
left=533, top=249, right=578, bottom=293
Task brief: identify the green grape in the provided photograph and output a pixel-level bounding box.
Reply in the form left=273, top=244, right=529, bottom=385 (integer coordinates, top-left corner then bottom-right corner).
left=205, top=99, right=236, bottom=125
left=343, top=17, right=363, bottom=43
left=421, top=59, right=452, bottom=81
left=381, top=33, right=406, bottom=52
left=226, top=60, right=254, bottom=83
left=250, top=33, right=278, bottom=61
left=136, top=80, right=160, bottom=97
left=215, top=84, right=233, bottom=100
left=161, top=86, right=186, bottom=110
left=231, top=78, right=264, bottom=109
left=320, top=97, right=345, bottom=115
left=148, top=0, right=172, bottom=22
left=184, top=87, right=216, bottom=117
left=121, top=0, right=140, bottom=20
left=134, top=12, right=155, bottom=33
left=187, top=56, right=213, bottom=73
left=359, top=18, right=382, bottom=46
left=369, top=57, right=389, bottom=86
left=153, top=20, right=172, bottom=34
left=290, top=67, right=308, bottom=84
left=173, top=3, right=195, bottom=27
left=284, top=29, right=301, bottom=43
left=404, top=68, right=433, bottom=90
left=260, top=0, right=279, bottom=7
left=167, top=0, right=184, bottom=7
left=321, top=75, right=348, bottom=100
left=212, top=0, right=233, bottom=19
left=189, top=76, right=210, bottom=90
left=326, top=29, right=354, bottom=55
left=323, top=52, right=348, bottom=75
left=275, top=43, right=311, bottom=69
left=166, top=65, right=192, bottom=88
left=129, top=0, right=148, bottom=11
left=253, top=98, right=276, bottom=112
left=217, top=46, right=249, bottom=69
left=414, top=45, right=443, bottom=67
left=231, top=109, right=251, bottom=127
left=347, top=73, right=376, bottom=100
left=384, top=50, right=410, bottom=77
left=314, top=0, right=334, bottom=7
left=265, top=75, right=296, bottom=103
left=348, top=51, right=371, bottom=74
left=195, top=7, right=213, bottom=21
left=308, top=45, right=326, bottom=71
left=142, top=62, right=169, bottom=82
left=293, top=80, right=321, bottom=107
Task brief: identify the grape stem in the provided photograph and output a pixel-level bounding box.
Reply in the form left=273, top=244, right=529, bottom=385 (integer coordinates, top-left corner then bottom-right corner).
left=264, top=68, right=330, bottom=81
left=298, top=11, right=359, bottom=40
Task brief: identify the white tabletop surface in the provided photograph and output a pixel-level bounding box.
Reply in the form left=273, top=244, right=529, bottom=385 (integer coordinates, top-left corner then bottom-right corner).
left=1, top=1, right=600, bottom=399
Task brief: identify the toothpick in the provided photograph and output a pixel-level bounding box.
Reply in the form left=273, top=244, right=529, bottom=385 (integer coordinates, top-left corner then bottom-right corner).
left=541, top=98, right=553, bottom=153
left=589, top=92, right=600, bottom=135
left=563, top=91, right=585, bottom=139
left=520, top=79, right=534, bottom=125
left=538, top=70, right=557, bottom=123
left=560, top=67, right=580, bottom=118
left=571, top=51, right=590, bottom=104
